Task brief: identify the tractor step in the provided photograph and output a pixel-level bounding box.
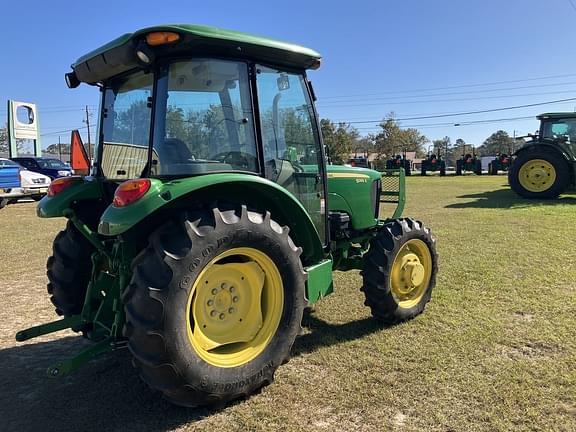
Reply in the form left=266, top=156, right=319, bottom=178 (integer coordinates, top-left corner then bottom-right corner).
left=15, top=315, right=83, bottom=342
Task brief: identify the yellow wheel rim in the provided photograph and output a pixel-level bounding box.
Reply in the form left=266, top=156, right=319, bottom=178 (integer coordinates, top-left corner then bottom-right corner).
left=186, top=247, right=284, bottom=368
left=518, top=159, right=556, bottom=192
left=389, top=239, right=432, bottom=309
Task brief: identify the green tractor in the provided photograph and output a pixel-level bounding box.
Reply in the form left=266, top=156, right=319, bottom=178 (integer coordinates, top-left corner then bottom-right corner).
left=488, top=152, right=512, bottom=175
left=16, top=25, right=438, bottom=408
left=386, top=151, right=412, bottom=176
left=508, top=113, right=576, bottom=198
left=420, top=152, right=446, bottom=176
left=456, top=148, right=482, bottom=176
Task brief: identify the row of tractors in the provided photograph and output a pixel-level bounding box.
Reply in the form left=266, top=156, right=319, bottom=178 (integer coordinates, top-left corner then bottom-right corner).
left=367, top=150, right=512, bottom=176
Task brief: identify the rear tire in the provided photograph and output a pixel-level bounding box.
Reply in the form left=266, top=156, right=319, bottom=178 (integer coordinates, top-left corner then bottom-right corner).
left=47, top=221, right=95, bottom=316
left=361, top=218, right=437, bottom=323
left=123, top=204, right=306, bottom=407
left=474, top=160, right=482, bottom=175
left=508, top=148, right=570, bottom=199
left=456, top=160, right=462, bottom=175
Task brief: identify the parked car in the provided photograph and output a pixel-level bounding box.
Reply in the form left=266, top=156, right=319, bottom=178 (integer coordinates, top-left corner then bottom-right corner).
left=10, top=156, right=74, bottom=179
left=0, top=158, right=51, bottom=208
left=19, top=168, right=51, bottom=201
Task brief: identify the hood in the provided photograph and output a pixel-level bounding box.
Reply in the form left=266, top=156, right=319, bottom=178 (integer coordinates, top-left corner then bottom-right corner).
left=20, top=170, right=51, bottom=186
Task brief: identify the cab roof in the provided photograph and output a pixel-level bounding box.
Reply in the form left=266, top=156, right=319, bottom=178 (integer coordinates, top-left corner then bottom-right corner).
left=71, top=24, right=322, bottom=85
left=537, top=112, right=576, bottom=120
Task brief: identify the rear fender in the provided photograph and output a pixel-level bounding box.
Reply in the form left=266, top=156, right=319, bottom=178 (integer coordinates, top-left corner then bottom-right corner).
left=36, top=177, right=103, bottom=218
left=98, top=174, right=325, bottom=265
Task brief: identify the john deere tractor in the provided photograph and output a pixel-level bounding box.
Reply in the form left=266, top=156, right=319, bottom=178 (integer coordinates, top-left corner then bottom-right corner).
left=420, top=153, right=446, bottom=176
left=456, top=148, right=482, bottom=176
left=488, top=153, right=512, bottom=175
left=508, top=113, right=576, bottom=198
left=386, top=151, right=412, bottom=176
left=16, top=25, right=438, bottom=408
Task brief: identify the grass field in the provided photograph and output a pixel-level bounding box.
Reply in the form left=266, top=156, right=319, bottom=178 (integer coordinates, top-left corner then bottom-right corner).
left=0, top=176, right=575, bottom=432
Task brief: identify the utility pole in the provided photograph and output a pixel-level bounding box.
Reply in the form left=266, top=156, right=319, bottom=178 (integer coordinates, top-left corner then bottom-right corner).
left=85, top=105, right=92, bottom=160
left=58, top=136, right=62, bottom=160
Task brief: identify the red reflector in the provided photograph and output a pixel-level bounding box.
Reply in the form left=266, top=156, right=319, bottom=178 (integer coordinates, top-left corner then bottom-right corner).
left=48, top=176, right=81, bottom=197
left=113, top=179, right=151, bottom=207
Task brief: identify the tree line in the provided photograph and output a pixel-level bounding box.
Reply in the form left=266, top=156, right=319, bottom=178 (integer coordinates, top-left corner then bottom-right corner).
left=0, top=116, right=524, bottom=165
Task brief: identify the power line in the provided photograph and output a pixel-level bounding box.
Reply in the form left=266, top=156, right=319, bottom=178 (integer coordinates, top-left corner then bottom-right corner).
left=319, top=73, right=576, bottom=100
left=353, top=115, right=536, bottom=131
left=317, top=89, right=576, bottom=108
left=343, top=97, right=576, bottom=124
left=567, top=0, right=576, bottom=13
left=40, top=124, right=95, bottom=137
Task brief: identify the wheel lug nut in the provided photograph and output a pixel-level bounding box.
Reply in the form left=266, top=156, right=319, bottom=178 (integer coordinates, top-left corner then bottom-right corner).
left=210, top=310, right=217, bottom=317
left=229, top=286, right=235, bottom=293
left=221, top=283, right=227, bottom=290
left=229, top=308, right=235, bottom=314
left=219, top=313, right=225, bottom=320
left=233, top=296, right=239, bottom=303
left=211, top=288, right=218, bottom=295
left=207, top=300, right=213, bottom=306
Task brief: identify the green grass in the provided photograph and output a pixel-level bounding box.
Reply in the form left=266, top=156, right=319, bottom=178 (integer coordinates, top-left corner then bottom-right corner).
left=0, top=177, right=575, bottom=431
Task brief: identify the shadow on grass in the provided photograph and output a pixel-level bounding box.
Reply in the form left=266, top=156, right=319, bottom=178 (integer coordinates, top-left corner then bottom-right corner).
left=1, top=313, right=392, bottom=431
left=0, top=336, right=215, bottom=432
left=294, top=309, right=392, bottom=356
left=445, top=187, right=576, bottom=209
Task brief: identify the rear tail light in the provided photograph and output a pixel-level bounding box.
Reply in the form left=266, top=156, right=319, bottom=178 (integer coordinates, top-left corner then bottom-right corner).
left=48, top=176, right=82, bottom=197
left=113, top=179, right=151, bottom=207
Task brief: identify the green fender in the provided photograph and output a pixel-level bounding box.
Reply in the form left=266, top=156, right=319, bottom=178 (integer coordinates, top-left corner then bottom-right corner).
left=36, top=177, right=102, bottom=218
left=98, top=173, right=325, bottom=265
left=514, top=140, right=575, bottom=161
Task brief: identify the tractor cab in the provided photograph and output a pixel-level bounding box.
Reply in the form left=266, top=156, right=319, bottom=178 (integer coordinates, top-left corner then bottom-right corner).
left=63, top=26, right=328, bottom=242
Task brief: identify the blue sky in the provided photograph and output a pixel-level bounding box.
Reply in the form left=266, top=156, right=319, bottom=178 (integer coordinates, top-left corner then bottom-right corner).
left=2, top=0, right=576, bottom=151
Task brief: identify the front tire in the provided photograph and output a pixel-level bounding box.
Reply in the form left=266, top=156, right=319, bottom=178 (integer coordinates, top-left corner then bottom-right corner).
left=508, top=148, right=570, bottom=199
left=123, top=204, right=306, bottom=407
left=361, top=218, right=437, bottom=323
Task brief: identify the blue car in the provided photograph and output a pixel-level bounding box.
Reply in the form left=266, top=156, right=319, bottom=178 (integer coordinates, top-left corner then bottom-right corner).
left=11, top=157, right=74, bottom=179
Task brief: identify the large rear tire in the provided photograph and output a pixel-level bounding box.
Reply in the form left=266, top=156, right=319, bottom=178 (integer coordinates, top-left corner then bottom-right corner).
left=361, top=218, right=437, bottom=323
left=508, top=148, right=570, bottom=199
left=123, top=204, right=306, bottom=407
left=47, top=221, right=95, bottom=316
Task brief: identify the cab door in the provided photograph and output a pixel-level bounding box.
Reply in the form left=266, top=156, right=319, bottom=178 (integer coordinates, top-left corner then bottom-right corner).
left=255, top=66, right=326, bottom=243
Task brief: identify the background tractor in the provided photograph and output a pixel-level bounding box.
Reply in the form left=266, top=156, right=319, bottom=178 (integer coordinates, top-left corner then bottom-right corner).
left=420, top=152, right=446, bottom=176
left=386, top=151, right=412, bottom=176
left=508, top=113, right=576, bottom=198
left=456, top=148, right=482, bottom=175
left=16, top=25, right=438, bottom=408
left=488, top=153, right=512, bottom=175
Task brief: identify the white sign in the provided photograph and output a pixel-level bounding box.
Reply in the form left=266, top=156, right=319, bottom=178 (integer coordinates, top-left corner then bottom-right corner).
left=11, top=101, right=39, bottom=140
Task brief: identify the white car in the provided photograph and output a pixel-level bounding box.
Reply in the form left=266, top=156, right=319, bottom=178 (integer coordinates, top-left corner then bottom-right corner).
left=19, top=168, right=51, bottom=200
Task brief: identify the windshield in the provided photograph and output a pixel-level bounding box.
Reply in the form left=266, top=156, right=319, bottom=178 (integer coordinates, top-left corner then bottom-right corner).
left=541, top=118, right=576, bottom=142
left=37, top=159, right=68, bottom=169
left=99, top=60, right=257, bottom=180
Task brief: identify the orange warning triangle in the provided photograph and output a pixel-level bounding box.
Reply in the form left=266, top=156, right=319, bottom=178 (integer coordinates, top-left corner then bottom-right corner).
left=70, top=130, right=90, bottom=175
